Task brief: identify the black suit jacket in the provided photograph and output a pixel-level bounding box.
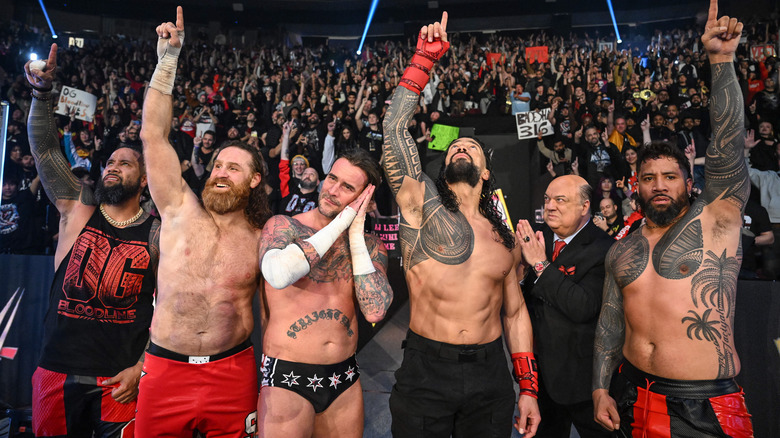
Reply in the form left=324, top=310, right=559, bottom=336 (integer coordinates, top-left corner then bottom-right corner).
left=523, top=220, right=614, bottom=405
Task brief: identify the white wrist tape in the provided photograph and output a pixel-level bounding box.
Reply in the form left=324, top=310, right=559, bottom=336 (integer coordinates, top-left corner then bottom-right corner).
left=349, top=228, right=376, bottom=276
left=149, top=32, right=184, bottom=95
left=261, top=246, right=310, bottom=290
left=304, top=206, right=356, bottom=257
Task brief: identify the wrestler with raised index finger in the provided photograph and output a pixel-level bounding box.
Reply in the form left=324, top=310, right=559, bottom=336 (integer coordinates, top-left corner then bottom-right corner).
left=136, top=7, right=270, bottom=436
left=592, top=1, right=754, bottom=436
left=383, top=12, right=540, bottom=437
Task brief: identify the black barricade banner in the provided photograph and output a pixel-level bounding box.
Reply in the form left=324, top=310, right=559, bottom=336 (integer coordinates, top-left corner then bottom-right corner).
left=372, top=215, right=400, bottom=259
left=0, top=254, right=55, bottom=407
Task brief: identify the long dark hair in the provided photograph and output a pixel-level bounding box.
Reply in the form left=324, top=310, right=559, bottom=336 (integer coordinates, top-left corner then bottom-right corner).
left=216, top=140, right=272, bottom=228
left=435, top=137, right=515, bottom=250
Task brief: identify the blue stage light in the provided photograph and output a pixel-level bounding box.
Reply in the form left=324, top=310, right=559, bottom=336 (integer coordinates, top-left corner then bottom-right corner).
left=38, top=0, right=58, bottom=39
left=357, top=0, right=380, bottom=55
left=606, top=0, right=622, bottom=45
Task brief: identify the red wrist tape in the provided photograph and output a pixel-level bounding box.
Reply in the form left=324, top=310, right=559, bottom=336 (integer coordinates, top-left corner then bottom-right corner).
left=399, top=35, right=450, bottom=95
left=511, top=352, right=539, bottom=399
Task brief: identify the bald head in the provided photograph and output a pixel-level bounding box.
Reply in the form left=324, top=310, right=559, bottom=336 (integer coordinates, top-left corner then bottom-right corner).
left=552, top=175, right=591, bottom=204
left=543, top=175, right=592, bottom=238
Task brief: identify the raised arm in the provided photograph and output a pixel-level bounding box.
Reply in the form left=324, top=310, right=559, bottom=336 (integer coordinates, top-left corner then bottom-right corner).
left=25, top=44, right=92, bottom=214
left=140, top=7, right=192, bottom=217
left=699, top=1, right=749, bottom=210
left=383, top=12, right=449, bottom=206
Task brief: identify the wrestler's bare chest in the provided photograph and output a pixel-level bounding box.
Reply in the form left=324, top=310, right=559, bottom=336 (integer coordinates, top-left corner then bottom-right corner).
left=160, top=213, right=261, bottom=291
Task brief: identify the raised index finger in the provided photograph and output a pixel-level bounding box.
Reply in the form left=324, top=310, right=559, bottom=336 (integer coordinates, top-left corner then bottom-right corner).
left=47, top=43, right=58, bottom=70
left=707, top=0, right=718, bottom=24
left=440, top=12, right=448, bottom=33
left=176, top=5, right=184, bottom=30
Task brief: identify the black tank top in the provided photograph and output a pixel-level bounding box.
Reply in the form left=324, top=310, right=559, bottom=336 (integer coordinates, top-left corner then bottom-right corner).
left=39, top=208, right=157, bottom=376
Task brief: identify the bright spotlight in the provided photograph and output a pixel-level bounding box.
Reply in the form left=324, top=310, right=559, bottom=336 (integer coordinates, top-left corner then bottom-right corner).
left=356, top=0, right=380, bottom=57
left=29, top=53, right=39, bottom=61
left=606, top=0, right=622, bottom=46
left=38, top=0, right=58, bottom=40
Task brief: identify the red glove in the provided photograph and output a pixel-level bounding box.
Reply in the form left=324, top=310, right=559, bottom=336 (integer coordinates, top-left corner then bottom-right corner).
left=511, top=352, right=539, bottom=399
left=399, top=35, right=450, bottom=95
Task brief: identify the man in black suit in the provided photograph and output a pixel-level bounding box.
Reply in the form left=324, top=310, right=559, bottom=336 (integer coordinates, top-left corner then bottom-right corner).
left=515, top=175, right=614, bottom=438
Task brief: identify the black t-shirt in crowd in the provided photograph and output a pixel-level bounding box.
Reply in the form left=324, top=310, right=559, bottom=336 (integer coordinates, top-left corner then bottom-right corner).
left=280, top=190, right=319, bottom=216
left=0, top=188, right=36, bottom=254
left=359, top=126, right=383, bottom=162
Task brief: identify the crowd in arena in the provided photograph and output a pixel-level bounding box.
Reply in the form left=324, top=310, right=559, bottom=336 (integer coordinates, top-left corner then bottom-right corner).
left=1, top=15, right=778, bottom=278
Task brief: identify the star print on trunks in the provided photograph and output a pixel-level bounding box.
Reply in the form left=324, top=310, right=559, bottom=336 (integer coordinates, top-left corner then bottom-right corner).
left=260, top=353, right=361, bottom=413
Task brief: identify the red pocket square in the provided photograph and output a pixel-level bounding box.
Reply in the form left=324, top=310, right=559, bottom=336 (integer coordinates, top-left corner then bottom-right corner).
left=558, top=265, right=576, bottom=276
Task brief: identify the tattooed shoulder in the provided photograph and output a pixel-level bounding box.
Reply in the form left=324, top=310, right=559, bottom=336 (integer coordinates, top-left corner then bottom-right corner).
left=607, top=232, right=649, bottom=289
left=399, top=177, right=474, bottom=271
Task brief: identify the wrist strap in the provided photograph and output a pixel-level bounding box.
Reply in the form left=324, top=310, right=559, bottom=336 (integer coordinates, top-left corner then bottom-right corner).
left=399, top=39, right=450, bottom=95
left=29, top=83, right=53, bottom=93
left=32, top=91, right=53, bottom=101
left=511, top=352, right=539, bottom=399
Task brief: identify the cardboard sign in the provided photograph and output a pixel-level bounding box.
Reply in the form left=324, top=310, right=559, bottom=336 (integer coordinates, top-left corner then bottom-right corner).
left=750, top=45, right=776, bottom=62
left=55, top=86, right=97, bottom=122
left=428, top=124, right=460, bottom=151
left=525, top=46, right=549, bottom=64
left=515, top=108, right=554, bottom=140
left=372, top=215, right=400, bottom=258
left=492, top=188, right=513, bottom=232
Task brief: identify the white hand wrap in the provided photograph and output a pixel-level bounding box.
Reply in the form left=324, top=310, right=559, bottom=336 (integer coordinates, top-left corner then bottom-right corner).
left=149, top=31, right=184, bottom=95
left=261, top=245, right=310, bottom=290
left=261, top=206, right=357, bottom=290
left=349, top=226, right=376, bottom=276
left=304, top=206, right=356, bottom=257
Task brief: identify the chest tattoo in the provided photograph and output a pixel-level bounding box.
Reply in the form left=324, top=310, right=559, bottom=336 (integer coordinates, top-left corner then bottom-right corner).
left=608, top=233, right=649, bottom=289
left=399, top=181, right=474, bottom=271
left=652, top=219, right=703, bottom=279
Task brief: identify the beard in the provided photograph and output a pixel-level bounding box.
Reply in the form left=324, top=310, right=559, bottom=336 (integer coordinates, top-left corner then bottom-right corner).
left=317, top=192, right=342, bottom=219
left=95, top=175, right=141, bottom=205
left=638, top=192, right=689, bottom=226
left=444, top=158, right=480, bottom=187
left=202, top=177, right=251, bottom=214
left=300, top=179, right=318, bottom=191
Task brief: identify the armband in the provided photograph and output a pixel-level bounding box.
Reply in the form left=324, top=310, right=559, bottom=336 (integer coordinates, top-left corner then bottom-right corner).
left=149, top=31, right=185, bottom=95
left=304, top=206, right=356, bottom=257
left=349, top=230, right=376, bottom=276
left=511, top=352, right=539, bottom=399
left=399, top=34, right=450, bottom=95
left=261, top=246, right=310, bottom=290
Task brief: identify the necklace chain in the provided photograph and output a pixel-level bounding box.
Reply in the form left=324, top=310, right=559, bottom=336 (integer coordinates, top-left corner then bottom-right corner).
left=100, top=204, right=144, bottom=227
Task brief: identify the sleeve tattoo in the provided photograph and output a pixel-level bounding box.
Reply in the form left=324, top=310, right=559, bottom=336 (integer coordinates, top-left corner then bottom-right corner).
left=353, top=235, right=393, bottom=321
left=28, top=93, right=92, bottom=206
left=592, top=239, right=637, bottom=391
left=701, top=62, right=750, bottom=209
left=382, top=87, right=423, bottom=195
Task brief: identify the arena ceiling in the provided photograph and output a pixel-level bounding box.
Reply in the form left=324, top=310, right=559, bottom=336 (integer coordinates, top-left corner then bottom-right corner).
left=29, top=0, right=748, bottom=27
